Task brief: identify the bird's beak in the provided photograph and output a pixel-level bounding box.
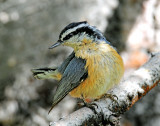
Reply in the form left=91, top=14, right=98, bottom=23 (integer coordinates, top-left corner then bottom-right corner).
left=49, top=40, right=63, bottom=49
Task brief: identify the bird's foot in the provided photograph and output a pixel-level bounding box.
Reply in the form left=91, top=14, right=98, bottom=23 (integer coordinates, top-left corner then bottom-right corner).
left=100, top=93, right=120, bottom=112
left=79, top=99, right=99, bottom=116
left=77, top=98, right=93, bottom=108
left=76, top=98, right=99, bottom=115
left=77, top=100, right=85, bottom=108
left=100, top=93, right=118, bottom=102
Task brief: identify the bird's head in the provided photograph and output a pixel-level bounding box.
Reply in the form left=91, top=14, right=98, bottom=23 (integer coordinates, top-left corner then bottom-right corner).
left=49, top=21, right=109, bottom=50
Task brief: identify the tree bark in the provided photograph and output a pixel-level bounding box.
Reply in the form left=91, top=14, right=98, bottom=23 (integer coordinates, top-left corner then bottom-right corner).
left=50, top=52, right=160, bottom=126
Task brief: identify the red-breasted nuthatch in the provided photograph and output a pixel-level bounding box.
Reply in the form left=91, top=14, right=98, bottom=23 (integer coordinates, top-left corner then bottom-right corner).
left=31, top=21, right=124, bottom=113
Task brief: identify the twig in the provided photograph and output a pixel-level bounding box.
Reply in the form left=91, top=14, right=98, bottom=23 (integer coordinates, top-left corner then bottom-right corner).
left=50, top=52, right=160, bottom=126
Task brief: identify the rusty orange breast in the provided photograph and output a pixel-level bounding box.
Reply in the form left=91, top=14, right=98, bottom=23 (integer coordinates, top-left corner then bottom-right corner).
left=69, top=40, right=124, bottom=99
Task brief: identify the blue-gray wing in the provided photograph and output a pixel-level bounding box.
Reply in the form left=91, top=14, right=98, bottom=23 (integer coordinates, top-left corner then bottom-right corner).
left=49, top=56, right=87, bottom=113
left=57, top=51, right=75, bottom=74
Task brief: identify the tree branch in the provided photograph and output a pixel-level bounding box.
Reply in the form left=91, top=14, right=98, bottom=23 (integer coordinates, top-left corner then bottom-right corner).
left=49, top=52, right=160, bottom=126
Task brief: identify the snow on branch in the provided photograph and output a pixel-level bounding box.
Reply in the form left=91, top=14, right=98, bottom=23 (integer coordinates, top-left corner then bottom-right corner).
left=50, top=52, right=160, bottom=126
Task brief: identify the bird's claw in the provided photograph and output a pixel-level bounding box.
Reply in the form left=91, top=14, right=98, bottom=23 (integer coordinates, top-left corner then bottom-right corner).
left=84, top=102, right=99, bottom=115
left=100, top=93, right=120, bottom=112
left=101, top=94, right=118, bottom=104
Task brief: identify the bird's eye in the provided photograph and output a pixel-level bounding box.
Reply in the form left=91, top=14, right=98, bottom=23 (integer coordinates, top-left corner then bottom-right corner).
left=58, top=40, right=63, bottom=43
left=70, top=33, right=73, bottom=36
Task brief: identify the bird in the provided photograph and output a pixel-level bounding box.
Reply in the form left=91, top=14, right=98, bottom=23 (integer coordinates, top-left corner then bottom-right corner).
left=31, top=21, right=124, bottom=113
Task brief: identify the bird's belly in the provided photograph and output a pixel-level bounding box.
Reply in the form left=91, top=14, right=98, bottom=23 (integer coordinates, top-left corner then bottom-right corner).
left=69, top=50, right=124, bottom=99
left=70, top=71, right=109, bottom=99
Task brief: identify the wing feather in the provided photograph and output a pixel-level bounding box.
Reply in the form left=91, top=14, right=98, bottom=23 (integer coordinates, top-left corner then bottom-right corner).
left=49, top=56, right=87, bottom=113
left=57, top=51, right=75, bottom=74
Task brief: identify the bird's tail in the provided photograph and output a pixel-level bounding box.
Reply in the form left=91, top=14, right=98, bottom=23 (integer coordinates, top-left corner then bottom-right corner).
left=31, top=67, right=61, bottom=80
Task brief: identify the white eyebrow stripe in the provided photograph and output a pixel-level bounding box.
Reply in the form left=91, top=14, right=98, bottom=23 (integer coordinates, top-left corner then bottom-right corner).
left=61, top=23, right=89, bottom=40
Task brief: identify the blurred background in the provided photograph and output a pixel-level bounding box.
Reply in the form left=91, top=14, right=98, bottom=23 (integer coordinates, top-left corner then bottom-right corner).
left=0, top=0, right=160, bottom=126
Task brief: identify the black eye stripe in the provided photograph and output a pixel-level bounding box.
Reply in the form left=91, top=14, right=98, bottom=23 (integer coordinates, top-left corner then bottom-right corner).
left=63, top=33, right=73, bottom=40
left=63, top=27, right=104, bottom=41
left=59, top=21, right=87, bottom=39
